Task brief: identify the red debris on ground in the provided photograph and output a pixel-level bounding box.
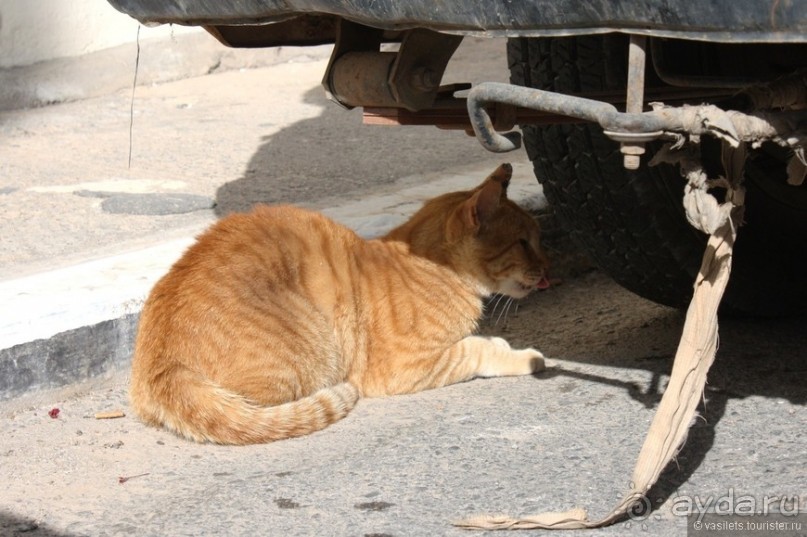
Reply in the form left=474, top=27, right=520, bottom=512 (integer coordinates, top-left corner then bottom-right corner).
left=118, top=473, right=150, bottom=484
left=48, top=408, right=60, bottom=419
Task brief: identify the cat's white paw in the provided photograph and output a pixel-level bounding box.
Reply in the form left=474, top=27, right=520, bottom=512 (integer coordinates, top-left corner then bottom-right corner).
left=514, top=347, right=545, bottom=372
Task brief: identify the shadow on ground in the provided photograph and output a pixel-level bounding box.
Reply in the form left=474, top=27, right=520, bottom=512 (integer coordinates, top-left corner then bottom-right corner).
left=214, top=38, right=513, bottom=216
left=645, top=313, right=807, bottom=511
left=214, top=87, right=497, bottom=216
left=483, top=272, right=806, bottom=520
left=0, top=511, right=72, bottom=537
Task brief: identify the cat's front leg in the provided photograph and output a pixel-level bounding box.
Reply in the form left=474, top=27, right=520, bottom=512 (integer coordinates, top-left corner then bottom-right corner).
left=412, top=336, right=544, bottom=392
left=473, top=336, right=545, bottom=378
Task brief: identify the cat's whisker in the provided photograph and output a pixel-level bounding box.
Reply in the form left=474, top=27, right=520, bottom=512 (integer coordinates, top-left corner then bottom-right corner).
left=494, top=293, right=507, bottom=313
left=502, top=297, right=522, bottom=326
left=495, top=297, right=514, bottom=326
left=506, top=299, right=522, bottom=324
left=487, top=293, right=506, bottom=324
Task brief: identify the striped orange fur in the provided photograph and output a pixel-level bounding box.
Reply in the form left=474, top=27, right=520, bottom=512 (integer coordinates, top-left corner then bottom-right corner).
left=130, top=164, right=550, bottom=444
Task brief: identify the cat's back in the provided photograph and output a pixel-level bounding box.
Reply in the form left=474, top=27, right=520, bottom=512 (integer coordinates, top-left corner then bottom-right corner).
left=138, top=204, right=360, bottom=340
left=192, top=204, right=354, bottom=261
left=168, top=204, right=358, bottom=281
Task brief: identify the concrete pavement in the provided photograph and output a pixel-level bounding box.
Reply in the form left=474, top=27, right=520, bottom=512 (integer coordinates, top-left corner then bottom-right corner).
left=1, top=272, right=804, bottom=537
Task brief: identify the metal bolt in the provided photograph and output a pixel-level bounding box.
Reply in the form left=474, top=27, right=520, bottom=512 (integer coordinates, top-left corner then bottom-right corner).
left=411, top=68, right=438, bottom=92
left=623, top=154, right=642, bottom=170
left=620, top=142, right=645, bottom=170
left=621, top=35, right=647, bottom=171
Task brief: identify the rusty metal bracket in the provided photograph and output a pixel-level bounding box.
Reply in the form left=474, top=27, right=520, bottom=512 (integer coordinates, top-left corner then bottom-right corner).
left=465, top=82, right=807, bottom=165
left=388, top=30, right=463, bottom=111
left=323, top=20, right=462, bottom=111
left=466, top=82, right=666, bottom=153
left=362, top=87, right=735, bottom=129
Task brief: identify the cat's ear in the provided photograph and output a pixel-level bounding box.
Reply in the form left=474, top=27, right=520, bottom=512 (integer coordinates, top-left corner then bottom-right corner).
left=486, top=163, right=512, bottom=198
left=448, top=164, right=512, bottom=239
left=465, top=163, right=512, bottom=228
left=460, top=178, right=503, bottom=233
left=475, top=179, right=504, bottom=223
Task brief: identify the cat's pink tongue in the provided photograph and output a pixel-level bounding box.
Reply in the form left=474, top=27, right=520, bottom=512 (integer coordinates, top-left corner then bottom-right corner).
left=536, top=277, right=551, bottom=290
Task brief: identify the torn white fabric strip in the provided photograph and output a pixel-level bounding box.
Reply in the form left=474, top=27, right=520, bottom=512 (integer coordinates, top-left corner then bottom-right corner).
left=455, top=148, right=743, bottom=531
left=455, top=219, right=736, bottom=530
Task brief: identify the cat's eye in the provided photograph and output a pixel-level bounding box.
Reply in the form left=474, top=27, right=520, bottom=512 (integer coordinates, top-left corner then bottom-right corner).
left=518, top=239, right=531, bottom=251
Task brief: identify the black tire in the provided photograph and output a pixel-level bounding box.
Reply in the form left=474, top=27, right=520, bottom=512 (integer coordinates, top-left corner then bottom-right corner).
left=507, top=35, right=807, bottom=316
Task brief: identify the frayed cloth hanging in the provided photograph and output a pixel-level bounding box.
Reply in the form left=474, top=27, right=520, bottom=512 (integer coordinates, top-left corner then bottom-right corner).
left=456, top=143, right=745, bottom=531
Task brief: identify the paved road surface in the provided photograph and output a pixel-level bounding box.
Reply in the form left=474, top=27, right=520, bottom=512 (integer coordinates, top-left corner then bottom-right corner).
left=1, top=272, right=805, bottom=536
left=0, top=38, right=513, bottom=279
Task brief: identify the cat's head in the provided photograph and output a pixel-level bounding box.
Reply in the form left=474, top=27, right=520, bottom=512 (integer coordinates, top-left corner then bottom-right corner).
left=389, top=163, right=550, bottom=298
left=446, top=163, right=550, bottom=298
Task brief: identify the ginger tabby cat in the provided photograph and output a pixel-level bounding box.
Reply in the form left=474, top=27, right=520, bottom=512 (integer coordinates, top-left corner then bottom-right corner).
left=130, top=163, right=550, bottom=444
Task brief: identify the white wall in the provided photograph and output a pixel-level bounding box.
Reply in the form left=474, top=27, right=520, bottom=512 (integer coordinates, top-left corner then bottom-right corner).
left=0, top=0, right=200, bottom=68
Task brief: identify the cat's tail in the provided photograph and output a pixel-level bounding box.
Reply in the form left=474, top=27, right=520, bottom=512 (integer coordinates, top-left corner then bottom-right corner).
left=131, top=368, right=360, bottom=445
